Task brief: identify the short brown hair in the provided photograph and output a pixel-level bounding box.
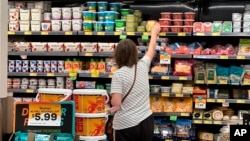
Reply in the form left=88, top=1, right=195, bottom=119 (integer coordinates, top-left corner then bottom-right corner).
left=114, top=39, right=138, bottom=68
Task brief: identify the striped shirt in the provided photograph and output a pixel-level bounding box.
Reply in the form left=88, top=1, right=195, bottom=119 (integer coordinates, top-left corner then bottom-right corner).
left=110, top=56, right=152, bottom=130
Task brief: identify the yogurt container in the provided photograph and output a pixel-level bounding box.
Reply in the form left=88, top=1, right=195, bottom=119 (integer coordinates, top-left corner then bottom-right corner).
left=83, top=22, right=93, bottom=31
left=51, top=7, right=62, bottom=20
left=109, top=2, right=120, bottom=12
left=44, top=12, right=52, bottom=22
left=62, top=7, right=72, bottom=20
left=97, top=12, right=105, bottom=21
left=62, top=20, right=72, bottom=31
left=87, top=1, right=97, bottom=12
left=104, top=11, right=117, bottom=21
left=97, top=1, right=108, bottom=12
left=93, top=21, right=103, bottom=31
left=104, top=21, right=115, bottom=31
left=83, top=11, right=95, bottom=21
left=72, top=7, right=82, bottom=19
left=51, top=20, right=62, bottom=31
left=20, top=9, right=30, bottom=21
left=72, top=19, right=82, bottom=31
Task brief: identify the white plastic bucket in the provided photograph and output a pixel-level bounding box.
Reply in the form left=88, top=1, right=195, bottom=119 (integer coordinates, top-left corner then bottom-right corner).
left=36, top=88, right=72, bottom=102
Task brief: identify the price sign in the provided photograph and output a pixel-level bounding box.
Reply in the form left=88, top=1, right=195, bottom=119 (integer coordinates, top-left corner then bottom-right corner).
left=85, top=53, right=93, bottom=56
left=108, top=74, right=113, bottom=78
left=41, top=31, right=49, bottom=35
left=161, top=76, right=169, bottom=80
left=148, top=75, right=153, bottom=79
left=28, top=104, right=61, bottom=126
left=91, top=70, right=99, bottom=77
left=237, top=99, right=245, bottom=103
left=219, top=79, right=228, bottom=84
left=24, top=31, right=32, bottom=35
left=159, top=32, right=166, bottom=36
left=126, top=32, right=135, bottom=36
left=160, top=54, right=171, bottom=64
left=204, top=120, right=212, bottom=124
left=161, top=93, right=170, bottom=97
left=142, top=35, right=149, bottom=41
left=29, top=73, right=37, bottom=76
left=193, top=120, right=202, bottom=124
left=195, top=96, right=206, bottom=109
left=196, top=32, right=205, bottom=36
left=120, top=35, right=127, bottom=39
left=14, top=102, right=74, bottom=134
left=217, top=99, right=225, bottom=103
left=114, top=31, right=121, bottom=35
left=46, top=73, right=54, bottom=77
left=177, top=32, right=186, bottom=36
left=84, top=32, right=93, bottom=35
left=220, top=55, right=228, bottom=59
left=8, top=31, right=15, bottom=35
left=69, top=68, right=77, bottom=80
left=195, top=80, right=205, bottom=84
left=97, top=32, right=105, bottom=35
left=65, top=31, right=73, bottom=35
left=170, top=115, right=177, bottom=121
left=207, top=99, right=215, bottom=103
left=237, top=55, right=246, bottom=60
left=179, top=76, right=188, bottom=80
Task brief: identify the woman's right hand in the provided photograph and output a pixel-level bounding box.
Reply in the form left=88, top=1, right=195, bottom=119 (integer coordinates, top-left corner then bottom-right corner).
left=151, top=22, right=161, bottom=37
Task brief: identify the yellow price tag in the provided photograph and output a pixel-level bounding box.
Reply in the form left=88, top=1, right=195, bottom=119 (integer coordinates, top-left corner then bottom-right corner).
left=148, top=75, right=153, bottom=79
left=180, top=113, right=189, bottom=116
left=207, top=80, right=216, bottom=84
left=29, top=73, right=37, bottom=76
left=85, top=32, right=93, bottom=35
left=24, top=31, right=32, bottom=35
left=161, top=93, right=170, bottom=97
left=193, top=120, right=202, bottom=124
left=46, top=73, right=54, bottom=76
left=237, top=55, right=246, bottom=60
left=26, top=89, right=34, bottom=93
left=204, top=120, right=212, bottom=124
left=28, top=104, right=61, bottom=126
left=91, top=70, right=100, bottom=77
left=97, top=32, right=105, bottom=35
left=126, top=32, right=135, bottom=35
left=179, top=76, right=187, bottom=80
left=196, top=32, right=205, bottom=36
left=176, top=94, right=183, bottom=97
left=217, top=99, right=225, bottom=103
left=196, top=80, right=204, bottom=84
left=41, top=31, right=49, bottom=35
left=219, top=80, right=228, bottom=84
left=108, top=74, right=113, bottom=78
left=212, top=32, right=221, bottom=36
left=161, top=76, right=169, bottom=80
left=65, top=31, right=72, bottom=35
left=237, top=99, right=245, bottom=103
left=159, top=32, right=166, bottom=36
left=165, top=140, right=172, bottom=141
left=207, top=99, right=215, bottom=103
left=220, top=55, right=228, bottom=59
left=114, top=31, right=121, bottom=35
left=214, top=121, right=222, bottom=125
left=8, top=31, right=15, bottom=35
left=178, top=32, right=186, bottom=36
left=143, top=32, right=150, bottom=36
left=85, top=53, right=93, bottom=56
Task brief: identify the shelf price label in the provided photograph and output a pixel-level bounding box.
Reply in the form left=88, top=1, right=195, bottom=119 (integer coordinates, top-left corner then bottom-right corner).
left=143, top=32, right=150, bottom=36
left=219, top=80, right=228, bottom=85
left=114, top=31, right=121, bottom=35
left=148, top=75, right=153, bottom=79
left=236, top=99, right=245, bottom=103
left=161, top=76, right=169, bottom=80
left=236, top=55, right=246, bottom=59
left=204, top=120, right=212, bottom=124
left=220, top=55, right=228, bottom=59
left=28, top=104, right=61, bottom=126
left=126, top=32, right=135, bottom=36
left=159, top=32, right=166, bottom=36
left=41, top=31, right=49, bottom=35
left=170, top=115, right=177, bottom=121
left=214, top=121, right=222, bottom=125
left=84, top=32, right=93, bottom=35
left=176, top=94, right=183, bottom=97
left=108, top=74, right=113, bottom=78
left=46, top=73, right=54, bottom=77
left=29, top=73, right=37, bottom=76
left=97, top=32, right=105, bottom=35
left=196, top=32, right=205, bottom=36
left=217, top=99, right=225, bottom=103
left=177, top=32, right=186, bottom=36
left=8, top=31, right=15, bottom=35
left=65, top=31, right=73, bottom=35
left=26, top=89, right=34, bottom=93
left=195, top=80, right=205, bottom=84
left=91, top=70, right=99, bottom=78
left=193, top=120, right=202, bottom=124
left=179, top=76, right=188, bottom=80
left=85, top=53, right=93, bottom=56
left=24, top=31, right=32, bottom=35
left=206, top=99, right=215, bottom=103
left=180, top=113, right=189, bottom=116
left=161, top=93, right=170, bottom=97
left=212, top=32, right=221, bottom=36
left=120, top=35, right=127, bottom=39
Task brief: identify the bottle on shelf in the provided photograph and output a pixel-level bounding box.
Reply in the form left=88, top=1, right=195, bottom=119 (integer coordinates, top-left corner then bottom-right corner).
left=98, top=59, right=106, bottom=72
left=89, top=59, right=97, bottom=71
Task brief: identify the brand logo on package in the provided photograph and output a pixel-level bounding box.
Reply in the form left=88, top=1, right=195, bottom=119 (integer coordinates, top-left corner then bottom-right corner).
left=230, top=125, right=250, bottom=140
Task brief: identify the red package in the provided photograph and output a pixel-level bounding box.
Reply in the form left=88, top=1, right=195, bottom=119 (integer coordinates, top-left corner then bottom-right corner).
left=173, top=59, right=194, bottom=76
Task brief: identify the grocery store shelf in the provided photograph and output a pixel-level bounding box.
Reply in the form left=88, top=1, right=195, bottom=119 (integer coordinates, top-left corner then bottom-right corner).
left=193, top=119, right=243, bottom=125
left=193, top=55, right=250, bottom=60
left=153, top=112, right=191, bottom=117
left=8, top=51, right=78, bottom=56
left=8, top=89, right=37, bottom=93
left=78, top=71, right=113, bottom=78
left=206, top=98, right=250, bottom=104
left=151, top=92, right=192, bottom=97
left=193, top=32, right=250, bottom=37
left=8, top=31, right=78, bottom=35
left=149, top=75, right=193, bottom=81
left=78, top=31, right=122, bottom=36
left=8, top=72, right=69, bottom=77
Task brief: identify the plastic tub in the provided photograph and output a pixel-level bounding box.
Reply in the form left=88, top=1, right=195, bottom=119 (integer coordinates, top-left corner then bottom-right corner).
left=97, top=12, right=105, bottom=21
left=97, top=1, right=108, bottom=12
left=83, top=11, right=94, bottom=21
left=159, top=18, right=171, bottom=26
left=126, top=26, right=135, bottom=32
left=62, top=7, right=72, bottom=20
left=146, top=20, right=157, bottom=32
left=93, top=21, right=103, bottom=31
left=120, top=9, right=131, bottom=16
left=170, top=26, right=183, bottom=32
left=104, top=21, right=115, bottom=31
left=72, top=7, right=82, bottom=19
left=72, top=19, right=83, bottom=31
left=51, top=20, right=62, bottom=31
left=172, top=12, right=183, bottom=19
left=126, top=20, right=135, bottom=27
left=150, top=85, right=161, bottom=93
left=173, top=19, right=183, bottom=26
left=87, top=1, right=97, bottom=12
left=184, top=12, right=195, bottom=20
left=161, top=86, right=171, bottom=93
left=83, top=21, right=93, bottom=31
left=62, top=20, right=72, bottom=31
left=137, top=26, right=145, bottom=32
left=51, top=7, right=62, bottom=20
left=126, top=14, right=135, bottom=21
left=36, top=88, right=72, bottom=102
left=161, top=12, right=171, bottom=19
left=115, top=19, right=125, bottom=28
left=184, top=19, right=194, bottom=26
left=75, top=113, right=108, bottom=136
left=73, top=89, right=109, bottom=113
left=79, top=135, right=107, bottom=141
left=160, top=26, right=170, bottom=32
left=109, top=2, right=120, bottom=12
left=104, top=11, right=117, bottom=21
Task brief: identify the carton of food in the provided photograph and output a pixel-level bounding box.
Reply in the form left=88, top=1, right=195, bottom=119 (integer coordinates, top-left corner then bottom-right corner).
left=64, top=42, right=81, bottom=52
left=97, top=42, right=115, bottom=52
left=30, top=42, right=47, bottom=52
left=81, top=42, right=97, bottom=52
left=13, top=42, right=31, bottom=52
left=47, top=42, right=64, bottom=52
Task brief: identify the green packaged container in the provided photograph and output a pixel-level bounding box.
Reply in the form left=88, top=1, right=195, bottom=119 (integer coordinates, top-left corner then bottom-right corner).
left=121, top=9, right=131, bottom=16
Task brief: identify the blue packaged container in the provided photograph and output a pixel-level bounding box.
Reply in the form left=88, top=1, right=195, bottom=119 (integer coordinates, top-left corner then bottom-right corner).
left=104, top=21, right=115, bottom=32
left=93, top=21, right=104, bottom=31
left=104, top=11, right=118, bottom=22
left=97, top=1, right=108, bottom=12
left=87, top=1, right=97, bottom=12
left=97, top=12, right=105, bottom=21
left=109, top=2, right=120, bottom=12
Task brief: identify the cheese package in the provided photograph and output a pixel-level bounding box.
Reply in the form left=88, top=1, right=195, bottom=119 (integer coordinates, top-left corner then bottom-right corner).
left=81, top=42, right=97, bottom=52
left=47, top=42, right=64, bottom=52
left=64, top=42, right=81, bottom=52
left=30, top=42, right=47, bottom=52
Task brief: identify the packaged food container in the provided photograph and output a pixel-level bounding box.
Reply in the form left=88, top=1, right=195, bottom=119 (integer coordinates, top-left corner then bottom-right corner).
left=184, top=12, right=195, bottom=20
left=97, top=1, right=108, bottom=12
left=222, top=21, right=232, bottom=32
left=134, top=10, right=142, bottom=18
left=126, top=26, right=135, bottom=32
left=83, top=11, right=95, bottom=21
left=41, top=22, right=51, bottom=31
left=9, top=8, right=19, bottom=21
left=150, top=85, right=161, bottom=93
left=83, top=21, right=93, bottom=31
left=184, top=19, right=194, bottom=26
left=36, top=88, right=72, bottom=102
left=19, top=21, right=30, bottom=31
left=93, top=21, right=103, bottom=31
left=51, top=20, right=62, bottom=31
left=72, top=7, right=82, bottom=19
left=104, top=21, right=115, bottom=31
left=193, top=22, right=204, bottom=32
left=104, top=11, right=117, bottom=21
left=109, top=2, right=120, bottom=12
left=137, top=26, right=145, bottom=32
left=161, top=86, right=171, bottom=93
left=146, top=20, right=157, bottom=32
left=9, top=21, right=19, bottom=31
left=20, top=8, right=30, bottom=21
left=97, top=12, right=105, bottom=21
left=243, top=12, right=250, bottom=21
left=120, top=9, right=131, bottom=16
left=31, top=21, right=41, bottom=31
left=62, top=20, right=72, bottom=31
left=31, top=9, right=42, bottom=20
left=170, top=26, right=183, bottom=32
left=212, top=21, right=222, bottom=32
left=159, top=19, right=171, bottom=26
left=126, top=20, right=135, bottom=27
left=126, top=14, right=135, bottom=21
left=87, top=1, right=97, bottom=12
left=160, top=12, right=171, bottom=19
left=172, top=19, right=183, bottom=26
left=232, top=13, right=242, bottom=21
left=115, top=19, right=125, bottom=28
left=51, top=7, right=62, bottom=20
left=43, top=12, right=52, bottom=22
left=72, top=19, right=82, bottom=31
left=183, top=26, right=193, bottom=32
left=62, top=7, right=72, bottom=20
left=172, top=12, right=183, bottom=19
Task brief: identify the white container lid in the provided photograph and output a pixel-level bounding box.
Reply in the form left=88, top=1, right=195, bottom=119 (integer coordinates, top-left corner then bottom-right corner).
left=75, top=113, right=107, bottom=118
left=73, top=89, right=107, bottom=95
left=38, top=88, right=72, bottom=95
left=79, top=135, right=107, bottom=140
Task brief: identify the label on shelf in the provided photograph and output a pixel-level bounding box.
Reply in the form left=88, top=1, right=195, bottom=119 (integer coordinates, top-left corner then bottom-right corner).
left=170, top=115, right=177, bottom=121
left=161, top=93, right=170, bottom=97
left=195, top=80, right=205, bottom=84
left=222, top=102, right=229, bottom=107
left=217, top=99, right=225, bottom=103
left=85, top=53, right=93, bottom=56
left=219, top=79, right=228, bottom=84
left=207, top=80, right=216, bottom=84
left=126, top=32, right=135, bottom=36
left=29, top=73, right=37, bottom=76
left=148, top=75, right=153, bottom=79
left=159, top=32, right=166, bottom=36
left=91, top=70, right=99, bottom=78
left=28, top=104, right=61, bottom=126
left=193, top=120, right=202, bottom=124
left=236, top=99, right=245, bottom=103
left=207, top=99, right=215, bottom=103
left=176, top=94, right=183, bottom=97
left=220, top=55, right=228, bottom=59
left=213, top=121, right=222, bottom=124
left=65, top=31, right=72, bottom=35
left=179, top=76, right=188, bottom=80
left=142, top=35, right=149, bottom=41
left=84, top=32, right=93, bottom=35
left=26, top=89, right=34, bottom=93
left=180, top=113, right=189, bottom=116
left=97, top=32, right=105, bottom=35
left=108, top=74, right=113, bottom=78
left=8, top=31, right=15, bottom=35
left=143, top=32, right=150, bottom=36
left=212, top=32, right=221, bottom=36
left=120, top=35, right=126, bottom=39
left=114, top=31, right=121, bottom=35
left=161, top=76, right=169, bottom=80
left=24, top=31, right=32, bottom=35
left=196, top=32, right=205, bottom=36
left=46, top=73, right=54, bottom=77
left=41, top=31, right=49, bottom=35
left=160, top=54, right=171, bottom=64
left=236, top=55, right=246, bottom=60
left=204, top=120, right=212, bottom=124
left=177, top=32, right=186, bottom=36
